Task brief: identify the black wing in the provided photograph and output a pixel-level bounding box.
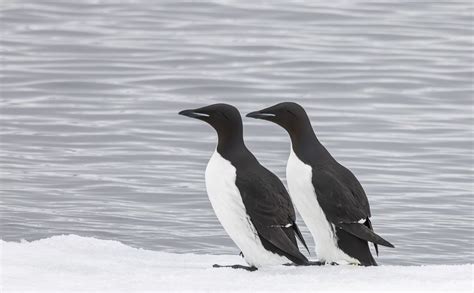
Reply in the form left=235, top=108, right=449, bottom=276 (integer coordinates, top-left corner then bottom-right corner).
left=313, top=166, right=394, bottom=248
left=313, top=166, right=369, bottom=223
left=235, top=166, right=309, bottom=264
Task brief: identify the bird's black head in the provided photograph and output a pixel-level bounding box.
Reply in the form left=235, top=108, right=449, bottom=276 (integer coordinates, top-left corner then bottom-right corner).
left=179, top=103, right=243, bottom=138
left=246, top=102, right=310, bottom=134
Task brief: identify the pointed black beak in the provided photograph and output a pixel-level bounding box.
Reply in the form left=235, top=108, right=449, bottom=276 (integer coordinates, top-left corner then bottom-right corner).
left=246, top=109, right=276, bottom=120
left=178, top=109, right=210, bottom=120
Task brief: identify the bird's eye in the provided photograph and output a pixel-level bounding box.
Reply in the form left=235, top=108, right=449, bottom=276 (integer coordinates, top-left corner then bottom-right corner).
left=221, top=112, right=230, bottom=120
left=286, top=110, right=297, bottom=118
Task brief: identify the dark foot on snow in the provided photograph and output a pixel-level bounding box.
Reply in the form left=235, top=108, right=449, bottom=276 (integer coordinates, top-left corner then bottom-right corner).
left=307, top=260, right=327, bottom=266
left=283, top=261, right=323, bottom=267
left=310, top=261, right=339, bottom=265
left=213, top=264, right=258, bottom=271
left=284, top=260, right=338, bottom=266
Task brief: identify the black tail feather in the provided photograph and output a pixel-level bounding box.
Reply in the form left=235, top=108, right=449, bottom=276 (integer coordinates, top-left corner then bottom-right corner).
left=292, top=221, right=310, bottom=254
left=365, top=219, right=379, bottom=255
left=336, top=228, right=377, bottom=266
left=259, top=234, right=308, bottom=265
left=338, top=222, right=394, bottom=248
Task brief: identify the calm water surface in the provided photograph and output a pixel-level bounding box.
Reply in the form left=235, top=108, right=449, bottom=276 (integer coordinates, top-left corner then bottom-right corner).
left=1, top=0, right=473, bottom=265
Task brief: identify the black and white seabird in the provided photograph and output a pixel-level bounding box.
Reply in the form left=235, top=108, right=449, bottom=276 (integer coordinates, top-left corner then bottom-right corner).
left=247, top=102, right=394, bottom=266
left=179, top=103, right=309, bottom=271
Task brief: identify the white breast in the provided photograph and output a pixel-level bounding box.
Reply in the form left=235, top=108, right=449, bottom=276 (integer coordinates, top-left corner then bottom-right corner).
left=205, top=151, right=289, bottom=267
left=286, top=149, right=359, bottom=265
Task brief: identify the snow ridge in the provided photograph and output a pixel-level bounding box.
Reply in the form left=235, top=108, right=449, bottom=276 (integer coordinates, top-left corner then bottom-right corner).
left=2, top=235, right=472, bottom=292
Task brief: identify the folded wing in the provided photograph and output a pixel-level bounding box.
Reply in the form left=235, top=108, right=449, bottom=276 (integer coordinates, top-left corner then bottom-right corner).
left=236, top=168, right=309, bottom=265
left=312, top=167, right=394, bottom=248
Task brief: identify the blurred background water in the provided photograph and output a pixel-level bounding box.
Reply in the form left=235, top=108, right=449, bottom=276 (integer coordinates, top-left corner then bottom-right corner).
left=1, top=0, right=473, bottom=265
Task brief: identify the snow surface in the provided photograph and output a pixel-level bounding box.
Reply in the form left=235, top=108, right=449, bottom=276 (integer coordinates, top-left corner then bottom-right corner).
left=1, top=235, right=472, bottom=292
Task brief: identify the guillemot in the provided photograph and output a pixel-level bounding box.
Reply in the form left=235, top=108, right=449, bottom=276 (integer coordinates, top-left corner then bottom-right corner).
left=179, top=103, right=309, bottom=271
left=247, top=102, right=394, bottom=266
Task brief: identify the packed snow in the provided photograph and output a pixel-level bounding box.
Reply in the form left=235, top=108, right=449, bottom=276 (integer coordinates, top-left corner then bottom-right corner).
left=1, top=235, right=472, bottom=292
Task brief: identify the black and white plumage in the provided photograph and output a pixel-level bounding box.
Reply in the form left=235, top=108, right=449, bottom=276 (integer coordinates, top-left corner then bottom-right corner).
left=247, top=102, right=394, bottom=266
left=179, top=104, right=309, bottom=270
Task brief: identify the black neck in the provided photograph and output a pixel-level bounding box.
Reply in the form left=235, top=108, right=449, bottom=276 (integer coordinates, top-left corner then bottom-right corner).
left=216, top=127, right=256, bottom=168
left=288, top=118, right=333, bottom=165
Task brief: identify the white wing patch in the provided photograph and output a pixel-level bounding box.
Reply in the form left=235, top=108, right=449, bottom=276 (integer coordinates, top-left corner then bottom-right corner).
left=270, top=223, right=293, bottom=228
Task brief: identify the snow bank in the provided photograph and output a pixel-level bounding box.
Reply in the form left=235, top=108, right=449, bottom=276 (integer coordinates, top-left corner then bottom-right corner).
left=1, top=235, right=472, bottom=292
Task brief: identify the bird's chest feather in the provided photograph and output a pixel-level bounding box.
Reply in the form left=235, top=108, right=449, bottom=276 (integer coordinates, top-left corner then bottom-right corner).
left=286, top=150, right=328, bottom=230
left=204, top=151, right=289, bottom=266
left=205, top=151, right=248, bottom=230
left=286, top=149, right=360, bottom=263
left=286, top=150, right=339, bottom=255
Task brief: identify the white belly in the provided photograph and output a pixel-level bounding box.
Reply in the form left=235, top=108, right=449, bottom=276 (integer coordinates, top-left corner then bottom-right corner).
left=286, top=149, right=359, bottom=264
left=205, top=151, right=289, bottom=267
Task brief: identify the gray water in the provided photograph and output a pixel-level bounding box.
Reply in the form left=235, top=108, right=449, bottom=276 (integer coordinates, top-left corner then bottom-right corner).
left=1, top=0, right=473, bottom=266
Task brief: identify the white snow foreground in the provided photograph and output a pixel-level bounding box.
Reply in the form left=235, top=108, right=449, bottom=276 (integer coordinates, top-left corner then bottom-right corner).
left=1, top=235, right=472, bottom=292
